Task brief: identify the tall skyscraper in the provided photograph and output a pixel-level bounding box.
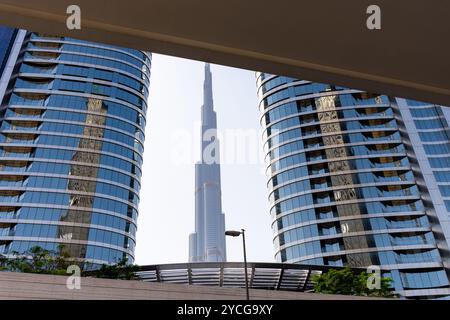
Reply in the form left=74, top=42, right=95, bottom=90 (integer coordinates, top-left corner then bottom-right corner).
left=0, top=28, right=151, bottom=267
left=189, top=63, right=226, bottom=262
left=257, top=73, right=450, bottom=298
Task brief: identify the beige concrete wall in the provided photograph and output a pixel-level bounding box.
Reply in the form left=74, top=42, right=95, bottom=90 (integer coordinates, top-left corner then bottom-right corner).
left=0, top=271, right=375, bottom=300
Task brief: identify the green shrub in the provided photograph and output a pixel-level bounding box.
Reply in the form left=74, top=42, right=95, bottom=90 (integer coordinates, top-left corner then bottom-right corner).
left=313, top=267, right=395, bottom=297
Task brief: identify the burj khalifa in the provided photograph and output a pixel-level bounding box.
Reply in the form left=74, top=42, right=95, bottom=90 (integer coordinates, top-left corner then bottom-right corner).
left=189, top=63, right=226, bottom=262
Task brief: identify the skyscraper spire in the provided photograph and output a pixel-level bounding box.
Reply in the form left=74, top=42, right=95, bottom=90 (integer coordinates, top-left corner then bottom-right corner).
left=203, top=63, right=213, bottom=110
left=201, top=63, right=215, bottom=131
left=189, top=63, right=226, bottom=262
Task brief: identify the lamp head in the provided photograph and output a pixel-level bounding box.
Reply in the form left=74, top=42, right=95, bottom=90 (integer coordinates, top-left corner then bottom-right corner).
left=225, top=230, right=242, bottom=237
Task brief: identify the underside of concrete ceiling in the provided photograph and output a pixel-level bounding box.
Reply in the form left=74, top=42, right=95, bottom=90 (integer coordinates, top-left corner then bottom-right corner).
left=0, top=0, right=449, bottom=105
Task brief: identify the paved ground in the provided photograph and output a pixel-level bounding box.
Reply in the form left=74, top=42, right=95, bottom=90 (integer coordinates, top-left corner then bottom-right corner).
left=0, top=271, right=375, bottom=300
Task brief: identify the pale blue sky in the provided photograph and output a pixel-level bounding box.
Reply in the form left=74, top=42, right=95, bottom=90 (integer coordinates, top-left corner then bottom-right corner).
left=134, top=54, right=274, bottom=264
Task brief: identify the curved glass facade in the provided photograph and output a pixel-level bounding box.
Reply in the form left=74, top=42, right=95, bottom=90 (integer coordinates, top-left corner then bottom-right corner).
left=0, top=32, right=151, bottom=267
left=257, top=73, right=450, bottom=298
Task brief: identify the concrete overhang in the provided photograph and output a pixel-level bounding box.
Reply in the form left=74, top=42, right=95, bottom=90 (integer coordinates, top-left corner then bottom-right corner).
left=0, top=0, right=449, bottom=105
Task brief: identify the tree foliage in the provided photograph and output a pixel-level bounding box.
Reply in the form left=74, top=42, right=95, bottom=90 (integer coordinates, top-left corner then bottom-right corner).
left=0, top=245, right=140, bottom=280
left=0, top=245, right=72, bottom=275
left=90, top=258, right=139, bottom=280
left=313, top=267, right=395, bottom=297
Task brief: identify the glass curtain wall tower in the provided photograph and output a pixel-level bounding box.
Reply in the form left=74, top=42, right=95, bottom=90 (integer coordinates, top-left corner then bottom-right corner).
left=257, top=73, right=450, bottom=299
left=0, top=29, right=151, bottom=267
left=0, top=27, right=17, bottom=75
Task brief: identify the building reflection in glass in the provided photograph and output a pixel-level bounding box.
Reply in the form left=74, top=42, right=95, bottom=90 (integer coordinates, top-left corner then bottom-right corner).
left=58, top=97, right=106, bottom=261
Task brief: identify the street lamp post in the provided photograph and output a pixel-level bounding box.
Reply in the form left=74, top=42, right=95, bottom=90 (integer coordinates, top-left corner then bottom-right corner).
left=225, top=229, right=249, bottom=300
left=241, top=229, right=249, bottom=300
